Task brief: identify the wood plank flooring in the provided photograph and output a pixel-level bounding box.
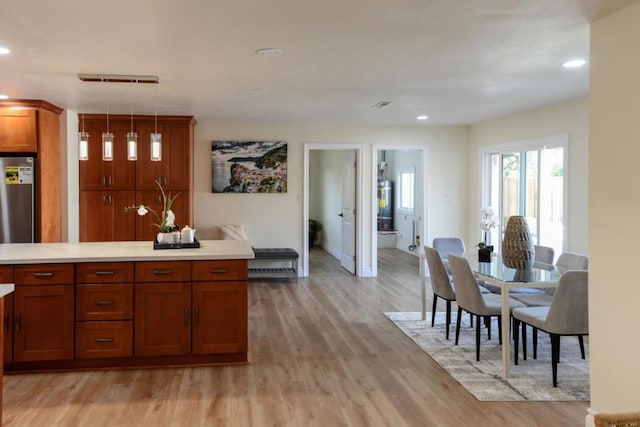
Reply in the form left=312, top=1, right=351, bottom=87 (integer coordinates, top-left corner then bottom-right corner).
left=3, top=249, right=588, bottom=426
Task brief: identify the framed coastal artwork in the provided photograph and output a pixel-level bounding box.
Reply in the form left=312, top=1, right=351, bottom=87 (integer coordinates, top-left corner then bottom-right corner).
left=211, top=140, right=288, bottom=193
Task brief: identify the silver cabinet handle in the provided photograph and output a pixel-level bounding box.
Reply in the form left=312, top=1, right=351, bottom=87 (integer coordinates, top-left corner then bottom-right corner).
left=184, top=307, right=190, bottom=326
left=95, top=271, right=115, bottom=276
left=209, top=269, right=228, bottom=274
left=32, top=272, right=54, bottom=278
left=14, top=312, right=21, bottom=332
left=94, top=338, right=114, bottom=343
left=194, top=307, right=200, bottom=325
left=95, top=300, right=115, bottom=306
left=152, top=270, right=172, bottom=275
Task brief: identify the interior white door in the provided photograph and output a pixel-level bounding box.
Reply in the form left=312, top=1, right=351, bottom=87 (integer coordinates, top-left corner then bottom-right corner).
left=340, top=151, right=356, bottom=274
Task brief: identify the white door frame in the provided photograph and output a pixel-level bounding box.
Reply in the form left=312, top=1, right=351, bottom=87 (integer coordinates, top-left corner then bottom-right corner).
left=303, top=144, right=365, bottom=277
left=371, top=144, right=429, bottom=277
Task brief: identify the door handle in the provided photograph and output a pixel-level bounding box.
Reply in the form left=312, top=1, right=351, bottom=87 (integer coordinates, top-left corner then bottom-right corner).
left=184, top=307, right=191, bottom=326
left=338, top=213, right=344, bottom=217
left=14, top=312, right=21, bottom=332
left=194, top=307, right=200, bottom=325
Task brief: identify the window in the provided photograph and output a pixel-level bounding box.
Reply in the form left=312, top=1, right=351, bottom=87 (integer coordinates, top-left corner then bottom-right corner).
left=481, top=135, right=567, bottom=257
left=398, top=168, right=415, bottom=212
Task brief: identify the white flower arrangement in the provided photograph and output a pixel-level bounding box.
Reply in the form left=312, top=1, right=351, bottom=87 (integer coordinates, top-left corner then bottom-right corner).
left=125, top=179, right=180, bottom=233
left=478, top=207, right=498, bottom=249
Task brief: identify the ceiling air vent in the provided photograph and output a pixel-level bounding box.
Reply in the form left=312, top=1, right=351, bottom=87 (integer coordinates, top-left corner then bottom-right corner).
left=78, top=74, right=159, bottom=84
left=372, top=101, right=393, bottom=109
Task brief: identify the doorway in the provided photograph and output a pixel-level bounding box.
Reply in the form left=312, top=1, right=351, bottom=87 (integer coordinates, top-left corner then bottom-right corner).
left=371, top=146, right=428, bottom=277
left=303, top=144, right=364, bottom=277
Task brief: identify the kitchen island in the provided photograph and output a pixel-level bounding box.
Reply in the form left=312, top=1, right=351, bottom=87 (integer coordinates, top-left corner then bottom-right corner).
left=0, top=240, right=254, bottom=373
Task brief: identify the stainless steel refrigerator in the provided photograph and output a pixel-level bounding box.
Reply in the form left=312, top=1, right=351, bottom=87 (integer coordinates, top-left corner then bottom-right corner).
left=0, top=155, right=36, bottom=243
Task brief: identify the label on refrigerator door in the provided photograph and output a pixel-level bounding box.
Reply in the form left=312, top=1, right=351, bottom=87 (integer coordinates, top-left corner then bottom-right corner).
left=4, top=166, right=32, bottom=184
left=18, top=166, right=33, bottom=184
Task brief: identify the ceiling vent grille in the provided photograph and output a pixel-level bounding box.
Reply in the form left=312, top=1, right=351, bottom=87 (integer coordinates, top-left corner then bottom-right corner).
left=78, top=74, right=159, bottom=84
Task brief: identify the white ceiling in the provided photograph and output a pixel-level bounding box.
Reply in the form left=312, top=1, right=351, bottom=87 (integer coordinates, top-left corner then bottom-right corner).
left=0, top=0, right=638, bottom=126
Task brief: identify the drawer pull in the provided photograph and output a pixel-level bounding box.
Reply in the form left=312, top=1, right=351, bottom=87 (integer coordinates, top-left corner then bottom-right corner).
left=95, top=271, right=115, bottom=276
left=210, top=269, right=228, bottom=274
left=152, top=270, right=173, bottom=275
left=32, top=272, right=54, bottom=278
left=94, top=338, right=114, bottom=343
left=95, top=300, right=115, bottom=306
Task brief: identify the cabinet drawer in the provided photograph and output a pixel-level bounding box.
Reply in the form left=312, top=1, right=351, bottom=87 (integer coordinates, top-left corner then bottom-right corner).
left=0, top=265, right=12, bottom=283
left=135, top=261, right=191, bottom=282
left=14, top=264, right=74, bottom=285
left=76, top=262, right=134, bottom=284
left=76, top=284, right=133, bottom=321
left=192, top=260, right=248, bottom=281
left=76, top=321, right=133, bottom=359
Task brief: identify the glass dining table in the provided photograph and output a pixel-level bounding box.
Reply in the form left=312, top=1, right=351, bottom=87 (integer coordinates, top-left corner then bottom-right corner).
left=420, top=251, right=563, bottom=378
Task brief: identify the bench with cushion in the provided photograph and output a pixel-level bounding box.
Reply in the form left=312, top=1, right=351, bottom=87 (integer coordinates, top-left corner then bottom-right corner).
left=249, top=248, right=299, bottom=282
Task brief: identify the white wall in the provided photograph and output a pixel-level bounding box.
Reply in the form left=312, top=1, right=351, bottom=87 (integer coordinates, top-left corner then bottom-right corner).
left=589, top=1, right=640, bottom=415
left=193, top=120, right=468, bottom=274
left=467, top=98, right=589, bottom=254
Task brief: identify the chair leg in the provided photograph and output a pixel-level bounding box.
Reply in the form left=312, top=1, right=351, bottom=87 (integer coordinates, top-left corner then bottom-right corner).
left=455, top=307, right=463, bottom=345
left=445, top=300, right=452, bottom=340
left=431, top=294, right=438, bottom=327
left=551, top=334, right=560, bottom=387
left=513, top=318, right=520, bottom=365
left=498, top=316, right=502, bottom=345
left=578, top=335, right=585, bottom=359
left=522, top=323, right=527, bottom=361
left=475, top=314, right=481, bottom=361
left=533, top=328, right=538, bottom=359
left=486, top=316, right=492, bottom=341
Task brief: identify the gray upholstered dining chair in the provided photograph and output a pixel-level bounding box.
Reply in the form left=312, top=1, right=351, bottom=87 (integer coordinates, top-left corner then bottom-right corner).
left=533, top=245, right=555, bottom=265
left=512, top=270, right=588, bottom=387
left=512, top=251, right=589, bottom=307
left=448, top=254, right=524, bottom=361
left=432, top=237, right=466, bottom=258
left=424, top=246, right=457, bottom=339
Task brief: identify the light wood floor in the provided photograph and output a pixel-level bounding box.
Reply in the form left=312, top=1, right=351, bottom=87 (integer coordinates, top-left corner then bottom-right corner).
left=3, top=249, right=588, bottom=426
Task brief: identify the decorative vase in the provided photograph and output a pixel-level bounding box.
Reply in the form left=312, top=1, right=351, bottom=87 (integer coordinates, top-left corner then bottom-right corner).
left=501, top=216, right=535, bottom=269
left=156, top=232, right=175, bottom=244
left=478, top=245, right=493, bottom=263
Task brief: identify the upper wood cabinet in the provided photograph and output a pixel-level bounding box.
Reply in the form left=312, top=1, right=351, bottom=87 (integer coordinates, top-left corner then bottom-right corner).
left=78, top=118, right=136, bottom=191
left=0, top=108, right=37, bottom=152
left=135, top=118, right=193, bottom=191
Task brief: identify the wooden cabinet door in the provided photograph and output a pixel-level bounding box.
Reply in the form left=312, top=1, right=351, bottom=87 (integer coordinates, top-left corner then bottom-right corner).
left=134, top=190, right=190, bottom=241
left=79, top=118, right=135, bottom=191
left=192, top=281, right=247, bottom=354
left=134, top=282, right=191, bottom=356
left=135, top=119, right=192, bottom=190
left=0, top=108, right=37, bottom=152
left=13, top=285, right=74, bottom=362
left=79, top=191, right=135, bottom=242
left=3, top=294, right=13, bottom=363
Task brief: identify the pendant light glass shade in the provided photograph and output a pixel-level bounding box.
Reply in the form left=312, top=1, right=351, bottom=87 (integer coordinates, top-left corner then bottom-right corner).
left=150, top=133, right=162, bottom=161
left=127, top=131, right=138, bottom=161
left=102, top=132, right=114, bottom=161
left=78, top=131, right=89, bottom=161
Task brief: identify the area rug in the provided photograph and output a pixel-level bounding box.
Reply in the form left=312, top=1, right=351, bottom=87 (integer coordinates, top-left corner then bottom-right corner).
left=384, top=312, right=590, bottom=401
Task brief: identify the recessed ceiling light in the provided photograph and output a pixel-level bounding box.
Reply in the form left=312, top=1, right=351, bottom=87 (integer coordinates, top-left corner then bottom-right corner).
left=255, top=48, right=283, bottom=57
left=0, top=94, right=9, bottom=100
left=417, top=115, right=429, bottom=120
left=249, top=88, right=269, bottom=94
left=0, top=46, right=10, bottom=55
left=563, top=59, right=586, bottom=68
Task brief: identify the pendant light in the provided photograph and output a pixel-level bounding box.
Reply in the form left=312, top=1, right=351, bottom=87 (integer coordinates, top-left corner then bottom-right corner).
left=150, top=104, right=162, bottom=161
left=78, top=111, right=89, bottom=161
left=102, top=100, right=114, bottom=161
left=127, top=104, right=137, bottom=161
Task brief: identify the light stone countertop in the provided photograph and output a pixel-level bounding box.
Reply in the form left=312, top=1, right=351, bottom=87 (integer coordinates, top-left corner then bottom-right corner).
left=0, top=240, right=255, bottom=264
left=0, top=283, right=14, bottom=297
